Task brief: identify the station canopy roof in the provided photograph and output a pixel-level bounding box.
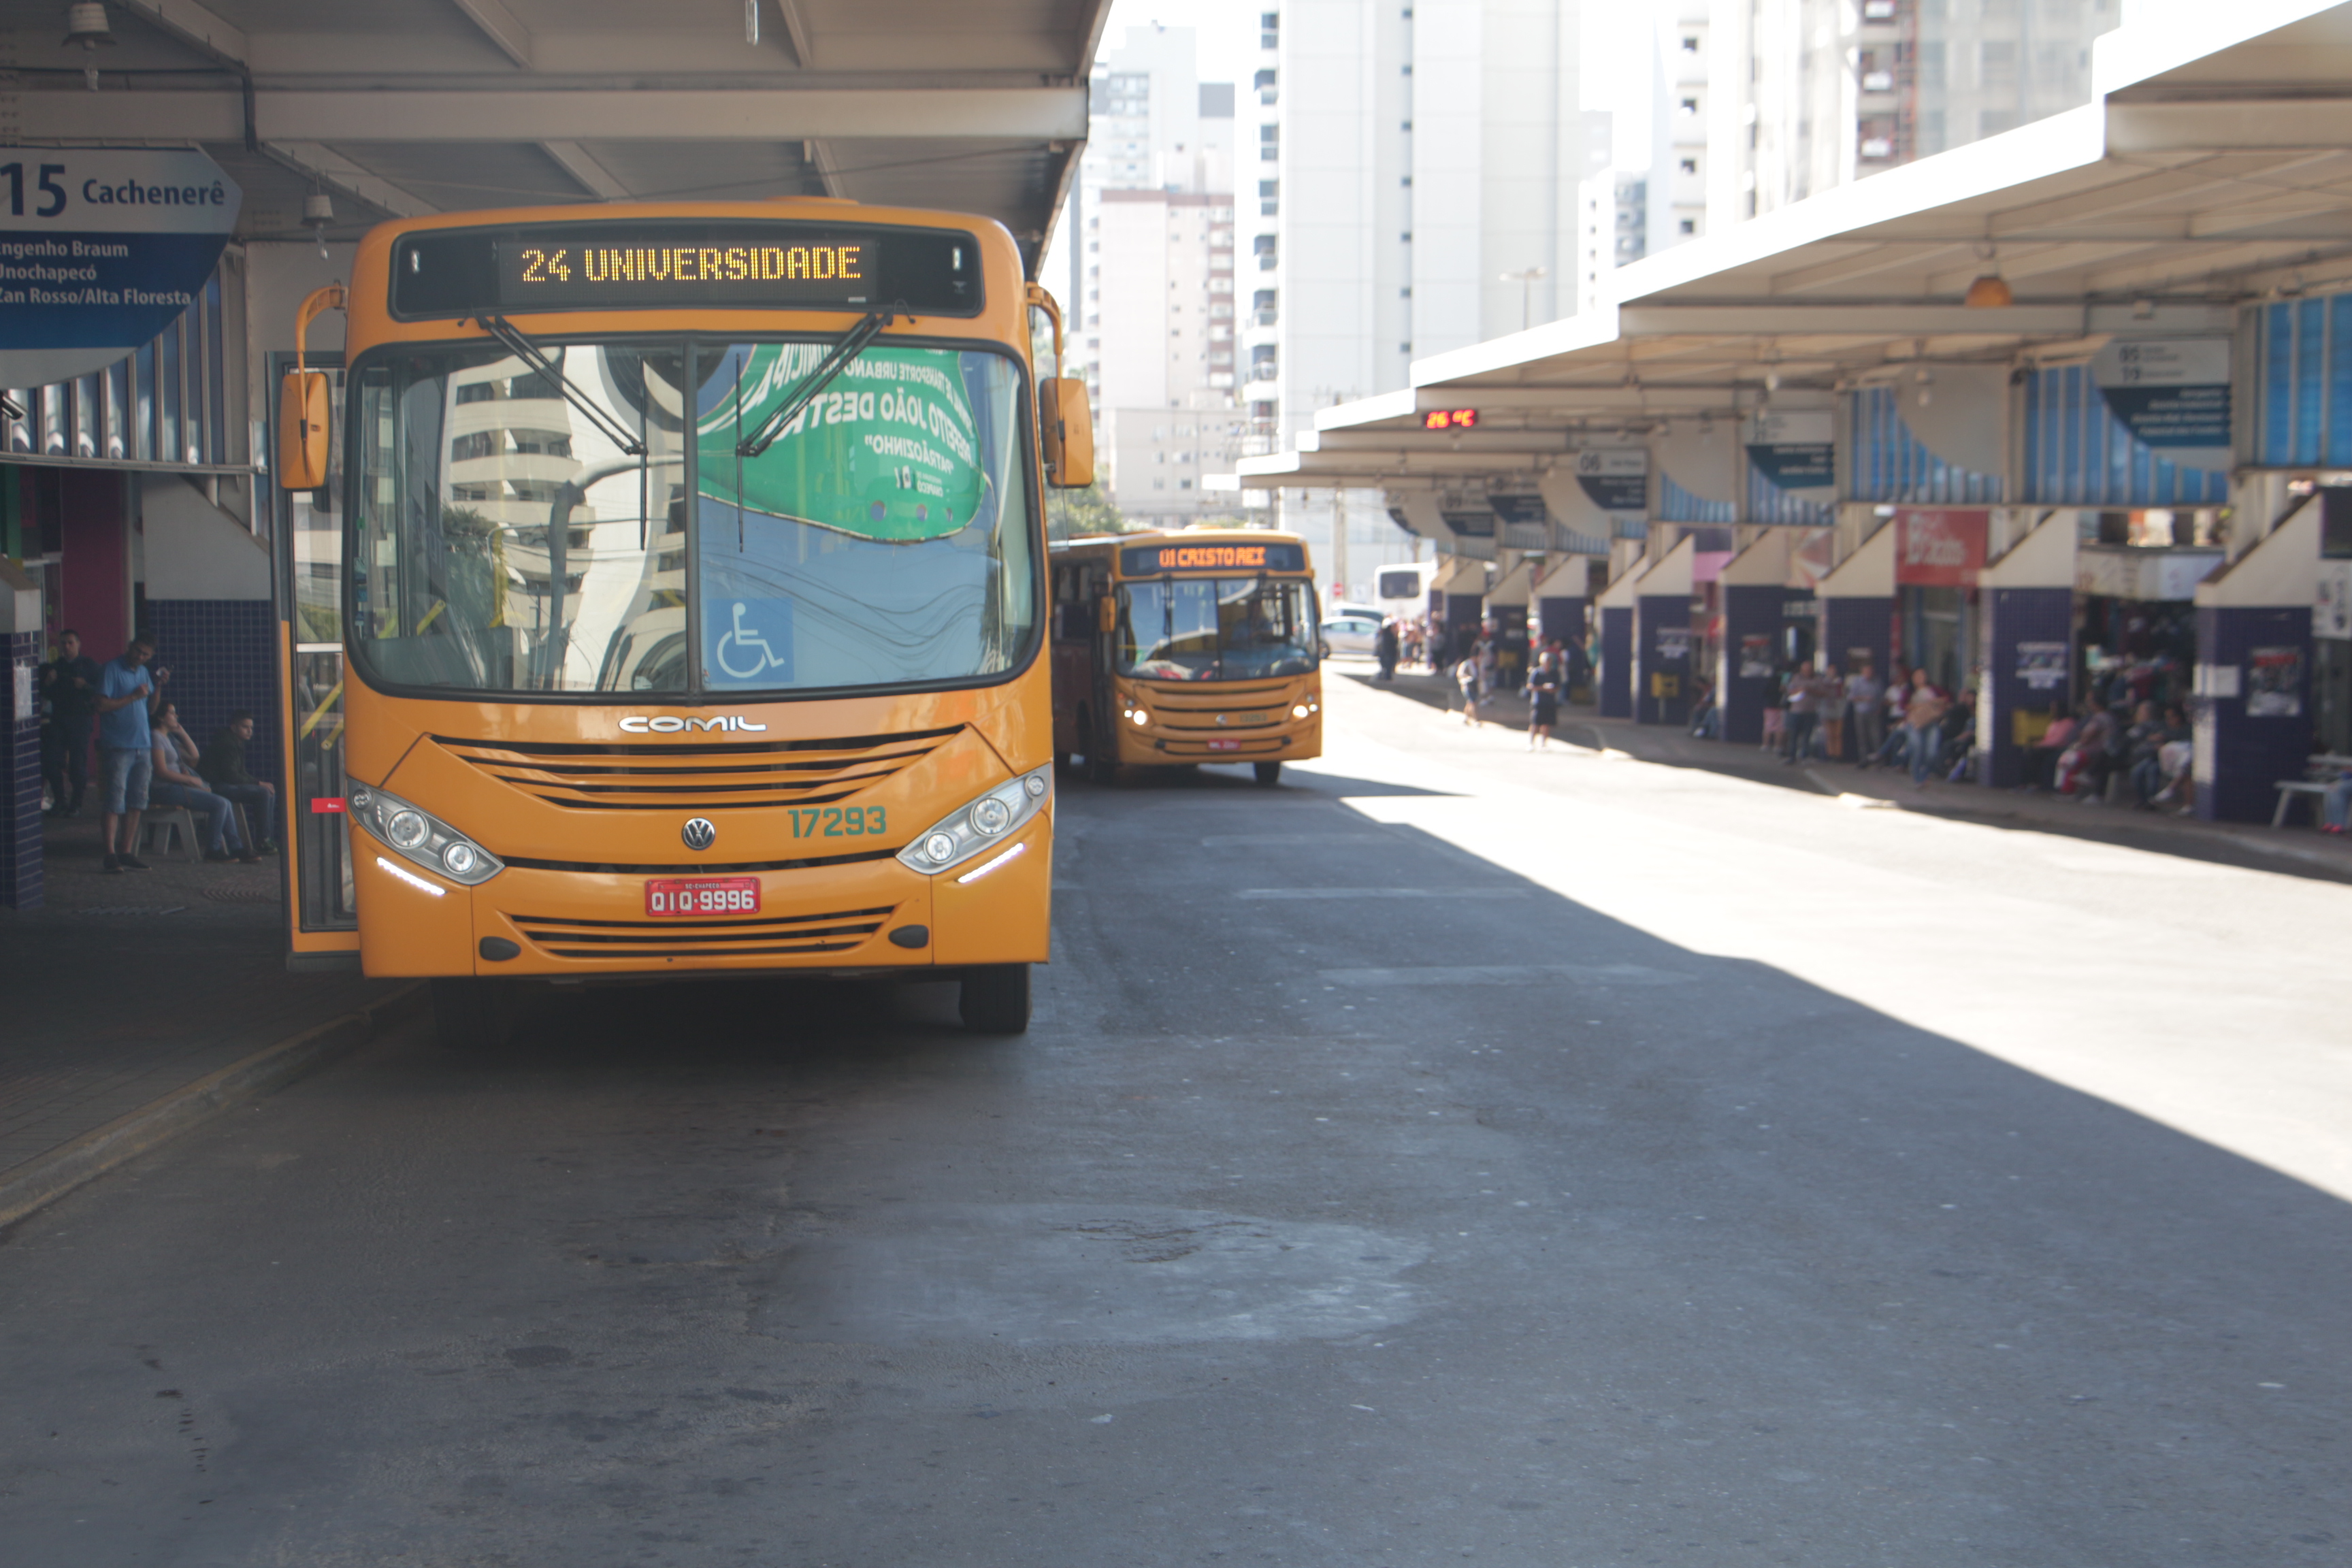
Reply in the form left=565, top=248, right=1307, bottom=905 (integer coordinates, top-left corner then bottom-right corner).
left=20, top=0, right=1114, bottom=274
left=1236, top=0, right=2352, bottom=492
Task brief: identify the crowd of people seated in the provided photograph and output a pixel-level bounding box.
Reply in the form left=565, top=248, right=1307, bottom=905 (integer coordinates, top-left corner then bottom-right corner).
left=2020, top=697, right=2191, bottom=810
left=39, top=630, right=278, bottom=874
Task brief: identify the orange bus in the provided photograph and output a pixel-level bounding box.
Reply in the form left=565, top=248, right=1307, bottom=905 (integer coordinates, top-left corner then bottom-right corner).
left=271, top=201, right=1092, bottom=1044
left=1047, top=529, right=1322, bottom=786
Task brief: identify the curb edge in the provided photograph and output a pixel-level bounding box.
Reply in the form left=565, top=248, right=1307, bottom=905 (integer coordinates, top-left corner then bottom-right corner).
left=0, top=983, right=426, bottom=1235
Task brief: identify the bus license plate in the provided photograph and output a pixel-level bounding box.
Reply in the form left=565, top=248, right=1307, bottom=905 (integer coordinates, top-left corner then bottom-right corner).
left=644, top=877, right=762, bottom=917
left=1207, top=738, right=1243, bottom=751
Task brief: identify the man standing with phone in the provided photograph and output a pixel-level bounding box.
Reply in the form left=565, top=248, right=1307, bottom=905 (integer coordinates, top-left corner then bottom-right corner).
left=94, top=632, right=167, bottom=873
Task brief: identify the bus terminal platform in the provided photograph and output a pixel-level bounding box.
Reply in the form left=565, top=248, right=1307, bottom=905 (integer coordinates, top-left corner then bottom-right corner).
left=0, top=815, right=411, bottom=1230
left=1340, top=663, right=2352, bottom=885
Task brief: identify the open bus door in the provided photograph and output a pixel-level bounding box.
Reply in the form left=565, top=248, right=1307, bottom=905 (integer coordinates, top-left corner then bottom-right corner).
left=270, top=339, right=359, bottom=970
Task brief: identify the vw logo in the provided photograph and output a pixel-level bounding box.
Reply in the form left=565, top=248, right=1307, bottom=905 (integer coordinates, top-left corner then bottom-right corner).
left=1215, top=713, right=1228, bottom=725
left=681, top=817, right=717, bottom=851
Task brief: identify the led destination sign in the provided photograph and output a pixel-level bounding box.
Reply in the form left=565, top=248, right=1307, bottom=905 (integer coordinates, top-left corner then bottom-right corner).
left=500, top=237, right=868, bottom=301
left=1120, top=541, right=1307, bottom=576
left=391, top=222, right=981, bottom=318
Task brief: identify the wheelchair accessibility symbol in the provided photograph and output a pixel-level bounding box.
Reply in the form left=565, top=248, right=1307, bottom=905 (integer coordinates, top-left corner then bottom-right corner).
left=713, top=601, right=791, bottom=682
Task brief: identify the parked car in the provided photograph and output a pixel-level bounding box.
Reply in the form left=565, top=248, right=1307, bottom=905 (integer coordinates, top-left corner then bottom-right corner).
left=1319, top=613, right=1382, bottom=658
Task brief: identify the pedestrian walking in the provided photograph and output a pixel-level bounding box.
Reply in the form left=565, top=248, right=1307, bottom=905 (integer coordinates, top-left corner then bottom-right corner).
left=1846, top=659, right=1884, bottom=768
left=1526, top=652, right=1561, bottom=749
left=1819, top=664, right=1849, bottom=762
left=1375, top=619, right=1400, bottom=682
left=1782, top=665, right=1819, bottom=764
left=1903, top=668, right=1950, bottom=789
left=1456, top=653, right=1484, bottom=728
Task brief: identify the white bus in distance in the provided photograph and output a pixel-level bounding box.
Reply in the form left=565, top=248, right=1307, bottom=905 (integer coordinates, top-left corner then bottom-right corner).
left=1375, top=561, right=1435, bottom=621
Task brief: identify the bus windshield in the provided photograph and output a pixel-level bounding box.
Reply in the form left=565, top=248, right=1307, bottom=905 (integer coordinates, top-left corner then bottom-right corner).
left=1115, top=576, right=1319, bottom=681
left=348, top=339, right=1035, bottom=697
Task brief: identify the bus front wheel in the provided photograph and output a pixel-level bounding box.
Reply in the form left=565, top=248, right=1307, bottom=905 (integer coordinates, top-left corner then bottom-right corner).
left=1254, top=762, right=1283, bottom=786
left=960, top=964, right=1031, bottom=1034
left=430, top=977, right=512, bottom=1051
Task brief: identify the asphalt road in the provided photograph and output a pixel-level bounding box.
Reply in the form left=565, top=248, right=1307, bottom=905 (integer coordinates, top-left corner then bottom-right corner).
left=3, top=674, right=2347, bottom=1566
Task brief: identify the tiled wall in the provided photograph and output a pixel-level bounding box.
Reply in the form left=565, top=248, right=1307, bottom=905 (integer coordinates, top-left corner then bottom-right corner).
left=1636, top=595, right=1691, bottom=728
left=1599, top=606, right=1633, bottom=719
left=1715, top=585, right=1785, bottom=745
left=2195, top=606, right=2314, bottom=823
left=140, top=600, right=276, bottom=787
left=1981, top=588, right=2074, bottom=787
left=3, top=630, right=43, bottom=909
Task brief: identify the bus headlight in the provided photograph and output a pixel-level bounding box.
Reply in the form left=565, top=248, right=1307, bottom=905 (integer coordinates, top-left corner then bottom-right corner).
left=349, top=781, right=504, bottom=888
left=896, top=766, right=1053, bottom=877
left=1129, top=707, right=1148, bottom=725
left=1291, top=704, right=1311, bottom=719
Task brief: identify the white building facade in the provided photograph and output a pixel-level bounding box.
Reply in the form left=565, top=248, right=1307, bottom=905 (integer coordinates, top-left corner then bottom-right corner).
left=1054, top=27, right=1247, bottom=528
left=1245, top=0, right=1605, bottom=600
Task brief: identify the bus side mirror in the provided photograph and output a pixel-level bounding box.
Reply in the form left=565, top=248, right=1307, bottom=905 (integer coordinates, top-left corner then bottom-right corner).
left=1097, top=596, right=1115, bottom=634
left=279, top=371, right=331, bottom=491
left=1040, top=376, right=1095, bottom=489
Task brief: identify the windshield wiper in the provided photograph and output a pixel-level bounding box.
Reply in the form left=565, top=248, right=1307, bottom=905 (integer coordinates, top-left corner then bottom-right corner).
left=737, top=307, right=899, bottom=458
left=476, top=315, right=646, bottom=457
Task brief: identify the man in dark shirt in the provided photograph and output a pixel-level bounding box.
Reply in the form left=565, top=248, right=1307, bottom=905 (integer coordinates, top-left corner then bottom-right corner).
left=39, top=629, right=101, bottom=817
left=198, top=710, right=278, bottom=854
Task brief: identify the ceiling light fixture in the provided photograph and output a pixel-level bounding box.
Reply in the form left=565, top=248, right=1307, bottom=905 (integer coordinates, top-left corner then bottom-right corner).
left=63, top=3, right=114, bottom=48
left=745, top=0, right=761, bottom=46
left=304, top=191, right=335, bottom=260
left=1963, top=243, right=2011, bottom=308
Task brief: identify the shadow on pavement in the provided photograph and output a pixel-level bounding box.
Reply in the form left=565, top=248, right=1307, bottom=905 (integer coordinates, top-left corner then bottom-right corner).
left=3, top=744, right=2346, bottom=1567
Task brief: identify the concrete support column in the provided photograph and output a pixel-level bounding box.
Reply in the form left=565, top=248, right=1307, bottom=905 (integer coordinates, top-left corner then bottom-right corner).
left=1974, top=513, right=2078, bottom=788
left=1982, top=589, right=2076, bottom=786
left=2, top=565, right=44, bottom=910
left=1716, top=585, right=1786, bottom=745
left=2191, top=500, right=2319, bottom=822
left=1536, top=595, right=1586, bottom=646
left=1598, top=604, right=1634, bottom=719
left=1637, top=595, right=1692, bottom=727
left=2197, top=606, right=2314, bottom=821
left=1714, top=533, right=1797, bottom=746
left=1631, top=539, right=1695, bottom=728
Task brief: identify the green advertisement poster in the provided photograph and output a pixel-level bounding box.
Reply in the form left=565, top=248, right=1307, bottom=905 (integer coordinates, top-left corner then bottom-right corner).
left=696, top=344, right=990, bottom=543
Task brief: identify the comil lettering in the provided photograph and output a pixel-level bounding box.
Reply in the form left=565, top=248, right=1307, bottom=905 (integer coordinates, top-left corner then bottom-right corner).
left=619, top=715, right=770, bottom=734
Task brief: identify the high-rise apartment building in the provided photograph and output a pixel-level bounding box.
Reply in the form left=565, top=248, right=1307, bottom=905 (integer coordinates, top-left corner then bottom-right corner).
left=1244, top=1, right=1603, bottom=596
left=1565, top=1, right=2127, bottom=325
left=1053, top=27, right=1247, bottom=529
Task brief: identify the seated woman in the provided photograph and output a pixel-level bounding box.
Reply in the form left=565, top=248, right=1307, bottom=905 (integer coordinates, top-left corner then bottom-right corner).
left=2129, top=704, right=2191, bottom=808
left=2057, top=701, right=2120, bottom=800
left=2019, top=708, right=2076, bottom=791
left=1938, top=689, right=1978, bottom=781
left=149, top=703, right=259, bottom=863
left=2321, top=766, right=2352, bottom=834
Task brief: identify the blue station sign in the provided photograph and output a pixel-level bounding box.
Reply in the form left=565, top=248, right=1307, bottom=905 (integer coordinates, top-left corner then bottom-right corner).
left=0, top=147, right=241, bottom=387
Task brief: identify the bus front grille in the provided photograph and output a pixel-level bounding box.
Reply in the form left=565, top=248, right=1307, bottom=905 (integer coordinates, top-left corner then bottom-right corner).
left=1137, top=688, right=1292, bottom=731
left=434, top=725, right=962, bottom=811
left=508, top=904, right=895, bottom=961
